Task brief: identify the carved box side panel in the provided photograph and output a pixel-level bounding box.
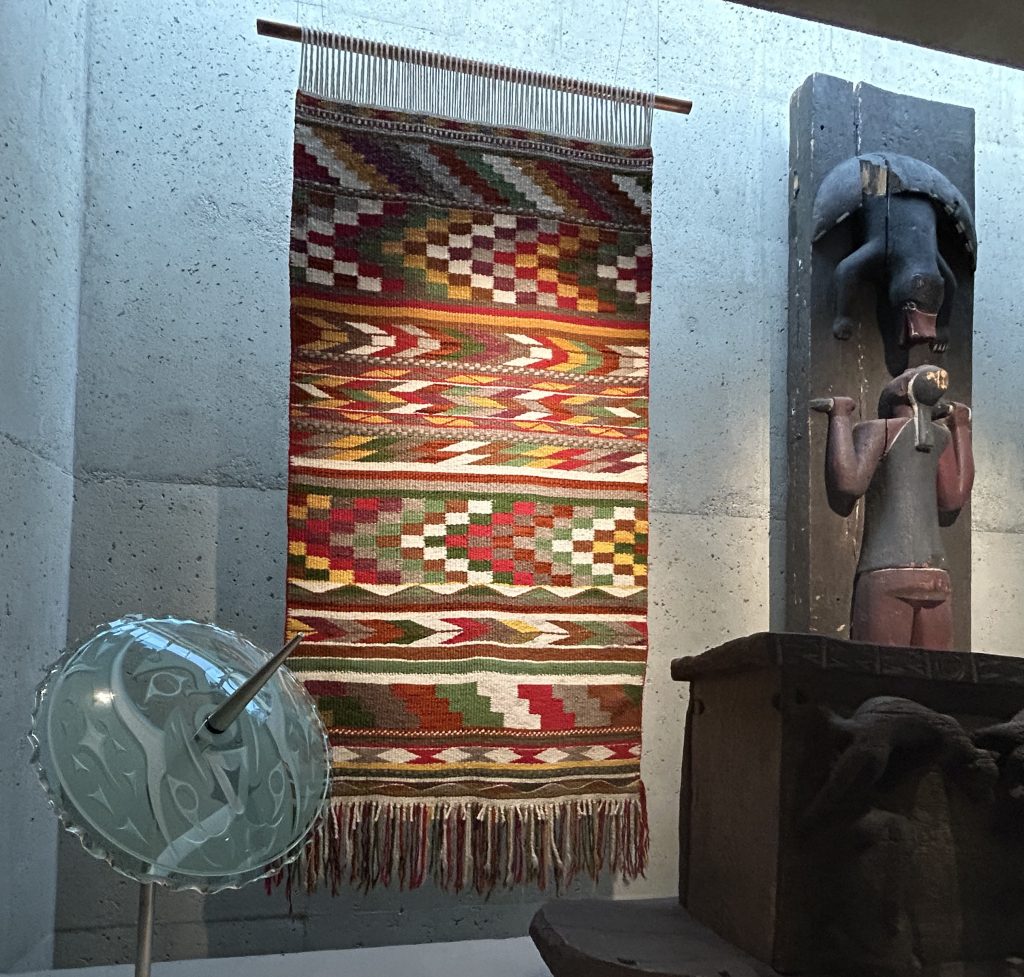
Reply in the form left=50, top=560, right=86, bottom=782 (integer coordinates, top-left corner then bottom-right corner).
left=774, top=668, right=1024, bottom=977
left=682, top=669, right=783, bottom=964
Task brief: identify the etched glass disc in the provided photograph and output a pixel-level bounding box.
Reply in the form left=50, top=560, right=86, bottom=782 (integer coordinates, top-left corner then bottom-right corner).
left=31, top=616, right=330, bottom=892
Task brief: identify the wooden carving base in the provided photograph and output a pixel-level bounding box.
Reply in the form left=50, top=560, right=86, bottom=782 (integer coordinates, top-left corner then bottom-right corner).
left=673, top=632, right=1024, bottom=977
left=529, top=898, right=779, bottom=977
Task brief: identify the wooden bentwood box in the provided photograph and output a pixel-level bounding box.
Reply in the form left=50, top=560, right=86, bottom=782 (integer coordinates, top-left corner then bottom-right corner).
left=673, top=631, right=1024, bottom=977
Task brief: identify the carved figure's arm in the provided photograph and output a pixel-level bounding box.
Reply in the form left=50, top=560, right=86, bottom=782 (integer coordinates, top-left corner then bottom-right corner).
left=832, top=238, right=885, bottom=340
left=937, top=403, right=974, bottom=514
left=811, top=397, right=886, bottom=513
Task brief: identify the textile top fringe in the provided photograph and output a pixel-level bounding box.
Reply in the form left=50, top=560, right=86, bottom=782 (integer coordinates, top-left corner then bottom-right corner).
left=297, top=28, right=655, bottom=148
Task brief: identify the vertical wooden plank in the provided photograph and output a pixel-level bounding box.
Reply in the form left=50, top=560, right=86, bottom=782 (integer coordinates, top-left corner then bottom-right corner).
left=684, top=669, right=782, bottom=963
left=786, top=74, right=861, bottom=637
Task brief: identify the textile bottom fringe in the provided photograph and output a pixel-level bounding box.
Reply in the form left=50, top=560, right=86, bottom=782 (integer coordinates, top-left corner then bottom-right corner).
left=272, top=789, right=649, bottom=897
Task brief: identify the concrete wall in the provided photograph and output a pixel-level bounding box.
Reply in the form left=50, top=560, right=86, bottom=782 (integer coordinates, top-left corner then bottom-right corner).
left=25, top=0, right=1024, bottom=966
left=0, top=0, right=89, bottom=971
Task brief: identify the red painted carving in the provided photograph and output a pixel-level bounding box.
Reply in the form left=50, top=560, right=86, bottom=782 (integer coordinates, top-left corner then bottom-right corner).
left=812, top=365, right=974, bottom=649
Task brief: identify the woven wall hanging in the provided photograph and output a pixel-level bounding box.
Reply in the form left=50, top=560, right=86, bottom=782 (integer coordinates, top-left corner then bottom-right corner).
left=282, top=27, right=655, bottom=892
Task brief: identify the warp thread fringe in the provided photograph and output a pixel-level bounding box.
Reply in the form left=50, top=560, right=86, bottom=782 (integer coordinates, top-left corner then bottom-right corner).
left=269, top=787, right=648, bottom=897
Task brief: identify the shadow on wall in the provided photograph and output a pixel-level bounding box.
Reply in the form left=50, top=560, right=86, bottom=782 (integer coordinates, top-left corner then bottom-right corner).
left=53, top=826, right=612, bottom=965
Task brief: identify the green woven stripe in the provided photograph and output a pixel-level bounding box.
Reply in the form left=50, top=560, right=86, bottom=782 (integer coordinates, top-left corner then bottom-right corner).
left=288, top=481, right=647, bottom=507
left=435, top=683, right=505, bottom=727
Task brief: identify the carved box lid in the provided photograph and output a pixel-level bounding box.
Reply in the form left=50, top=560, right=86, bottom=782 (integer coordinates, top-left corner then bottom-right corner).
left=670, top=631, right=1024, bottom=688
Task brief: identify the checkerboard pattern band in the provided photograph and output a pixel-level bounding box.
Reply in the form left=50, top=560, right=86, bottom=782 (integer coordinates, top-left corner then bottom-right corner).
left=285, top=94, right=651, bottom=893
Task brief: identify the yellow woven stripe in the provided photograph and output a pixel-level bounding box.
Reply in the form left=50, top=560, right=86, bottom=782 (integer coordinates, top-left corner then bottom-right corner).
left=292, top=296, right=650, bottom=340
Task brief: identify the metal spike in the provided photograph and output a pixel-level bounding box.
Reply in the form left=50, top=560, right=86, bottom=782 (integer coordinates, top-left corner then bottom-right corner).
left=204, top=634, right=306, bottom=734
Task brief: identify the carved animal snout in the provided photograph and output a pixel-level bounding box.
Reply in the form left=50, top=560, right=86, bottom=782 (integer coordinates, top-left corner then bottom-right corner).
left=813, top=152, right=976, bottom=355
left=903, top=305, right=938, bottom=346
left=893, top=270, right=945, bottom=348
left=905, top=272, right=945, bottom=313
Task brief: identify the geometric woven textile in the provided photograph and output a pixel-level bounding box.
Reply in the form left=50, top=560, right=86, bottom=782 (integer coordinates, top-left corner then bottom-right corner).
left=285, top=92, right=651, bottom=892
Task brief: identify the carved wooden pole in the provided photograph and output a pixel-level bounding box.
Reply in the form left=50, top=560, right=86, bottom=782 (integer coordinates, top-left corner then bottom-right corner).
left=784, top=75, right=975, bottom=649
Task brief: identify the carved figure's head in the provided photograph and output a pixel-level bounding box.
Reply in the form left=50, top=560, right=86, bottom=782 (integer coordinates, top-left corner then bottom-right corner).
left=878, top=365, right=949, bottom=418
left=888, top=267, right=945, bottom=348
left=909, top=366, right=949, bottom=408
left=878, top=365, right=949, bottom=450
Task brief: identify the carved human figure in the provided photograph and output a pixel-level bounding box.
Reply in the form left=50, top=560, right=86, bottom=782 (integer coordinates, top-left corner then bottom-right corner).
left=811, top=365, right=974, bottom=649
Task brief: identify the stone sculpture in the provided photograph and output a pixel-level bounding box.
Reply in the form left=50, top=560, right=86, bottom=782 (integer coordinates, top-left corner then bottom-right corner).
left=812, top=152, right=977, bottom=352
left=811, top=365, right=973, bottom=649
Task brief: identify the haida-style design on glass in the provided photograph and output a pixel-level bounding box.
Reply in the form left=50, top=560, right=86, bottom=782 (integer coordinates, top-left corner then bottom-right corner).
left=31, top=616, right=330, bottom=892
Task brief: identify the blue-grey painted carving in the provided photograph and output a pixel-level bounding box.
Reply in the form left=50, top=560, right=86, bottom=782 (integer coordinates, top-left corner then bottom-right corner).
left=812, top=152, right=977, bottom=353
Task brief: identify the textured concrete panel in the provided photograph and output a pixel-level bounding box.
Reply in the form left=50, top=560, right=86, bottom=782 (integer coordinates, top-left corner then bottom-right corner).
left=972, top=152, right=1024, bottom=536
left=647, top=82, right=788, bottom=522
left=0, top=0, right=86, bottom=969
left=647, top=93, right=782, bottom=522
left=0, top=1, right=86, bottom=473
left=66, top=477, right=287, bottom=657
left=0, top=444, right=74, bottom=971
left=973, top=530, right=1024, bottom=656
left=72, top=0, right=297, bottom=488
left=49, top=0, right=1024, bottom=964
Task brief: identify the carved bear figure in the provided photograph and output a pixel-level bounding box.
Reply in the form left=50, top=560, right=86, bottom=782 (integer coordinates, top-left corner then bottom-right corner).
left=812, top=152, right=977, bottom=353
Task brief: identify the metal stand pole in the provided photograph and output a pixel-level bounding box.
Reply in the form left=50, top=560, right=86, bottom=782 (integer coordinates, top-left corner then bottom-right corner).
left=135, top=883, right=155, bottom=977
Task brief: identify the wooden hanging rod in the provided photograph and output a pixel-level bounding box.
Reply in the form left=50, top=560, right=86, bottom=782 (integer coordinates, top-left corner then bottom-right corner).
left=256, top=18, right=692, bottom=115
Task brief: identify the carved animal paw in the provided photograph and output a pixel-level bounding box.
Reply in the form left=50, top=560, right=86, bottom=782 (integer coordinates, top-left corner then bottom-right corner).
left=958, top=750, right=1000, bottom=802
left=833, top=316, right=857, bottom=340
left=971, top=750, right=1000, bottom=782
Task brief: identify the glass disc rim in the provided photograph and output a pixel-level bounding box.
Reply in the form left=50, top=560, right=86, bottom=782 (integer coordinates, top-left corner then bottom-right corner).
left=30, top=615, right=331, bottom=893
